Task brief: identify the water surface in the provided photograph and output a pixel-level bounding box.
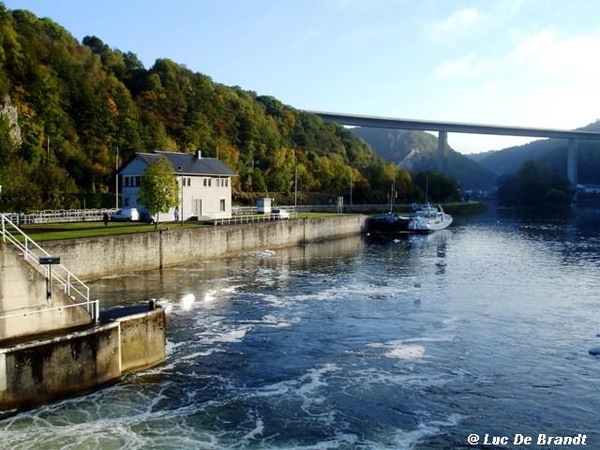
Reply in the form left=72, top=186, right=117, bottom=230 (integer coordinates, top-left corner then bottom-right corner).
left=2, top=207, right=600, bottom=449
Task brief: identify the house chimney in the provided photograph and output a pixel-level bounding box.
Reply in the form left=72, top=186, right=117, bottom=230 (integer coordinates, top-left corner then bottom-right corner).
left=195, top=150, right=202, bottom=159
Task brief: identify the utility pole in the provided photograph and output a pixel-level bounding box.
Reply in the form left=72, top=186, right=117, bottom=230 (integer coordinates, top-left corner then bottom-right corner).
left=294, top=165, right=298, bottom=208
left=349, top=168, right=353, bottom=207
left=115, top=147, right=120, bottom=209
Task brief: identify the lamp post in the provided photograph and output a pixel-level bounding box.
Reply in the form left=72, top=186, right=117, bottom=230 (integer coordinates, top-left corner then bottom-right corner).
left=177, top=166, right=184, bottom=225
left=115, top=147, right=119, bottom=209
left=294, top=165, right=298, bottom=209
left=349, top=168, right=353, bottom=207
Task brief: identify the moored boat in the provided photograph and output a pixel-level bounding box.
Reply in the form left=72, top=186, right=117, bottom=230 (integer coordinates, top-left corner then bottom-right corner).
left=366, top=212, right=411, bottom=234
left=407, top=204, right=453, bottom=233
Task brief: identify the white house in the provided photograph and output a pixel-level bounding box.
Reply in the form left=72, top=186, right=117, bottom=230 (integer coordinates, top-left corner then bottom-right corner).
left=119, top=150, right=237, bottom=221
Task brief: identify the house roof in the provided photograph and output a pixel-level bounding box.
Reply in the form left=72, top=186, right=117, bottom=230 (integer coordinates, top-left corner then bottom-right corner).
left=131, top=151, right=237, bottom=177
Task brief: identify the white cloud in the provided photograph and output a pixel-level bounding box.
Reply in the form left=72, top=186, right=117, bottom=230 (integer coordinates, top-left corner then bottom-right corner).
left=510, top=29, right=600, bottom=79
left=484, top=78, right=505, bottom=91
left=431, top=7, right=482, bottom=41
left=431, top=54, right=499, bottom=80
left=432, top=55, right=474, bottom=78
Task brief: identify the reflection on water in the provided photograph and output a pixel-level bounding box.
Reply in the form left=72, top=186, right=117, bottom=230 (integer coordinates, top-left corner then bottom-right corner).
left=3, top=207, right=600, bottom=449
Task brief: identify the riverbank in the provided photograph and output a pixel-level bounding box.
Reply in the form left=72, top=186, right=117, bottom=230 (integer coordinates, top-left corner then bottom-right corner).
left=41, top=215, right=367, bottom=280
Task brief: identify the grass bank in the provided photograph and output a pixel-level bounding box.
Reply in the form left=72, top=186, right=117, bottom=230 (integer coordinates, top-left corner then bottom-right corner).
left=19, top=213, right=340, bottom=242
left=20, top=221, right=205, bottom=241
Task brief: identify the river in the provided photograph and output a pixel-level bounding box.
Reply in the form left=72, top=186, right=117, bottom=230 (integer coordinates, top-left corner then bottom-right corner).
left=2, top=205, right=600, bottom=449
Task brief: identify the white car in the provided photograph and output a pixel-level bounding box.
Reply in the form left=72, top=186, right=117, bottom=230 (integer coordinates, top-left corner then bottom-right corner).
left=110, top=207, right=140, bottom=222
left=271, top=208, right=290, bottom=219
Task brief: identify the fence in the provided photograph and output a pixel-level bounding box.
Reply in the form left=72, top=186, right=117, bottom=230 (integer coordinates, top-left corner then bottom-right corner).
left=212, top=212, right=298, bottom=225
left=2, top=208, right=118, bottom=225
left=0, top=214, right=98, bottom=322
left=2, top=204, right=401, bottom=226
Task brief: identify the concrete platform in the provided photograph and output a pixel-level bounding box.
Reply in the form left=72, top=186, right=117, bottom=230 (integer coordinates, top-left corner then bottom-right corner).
left=0, top=305, right=166, bottom=418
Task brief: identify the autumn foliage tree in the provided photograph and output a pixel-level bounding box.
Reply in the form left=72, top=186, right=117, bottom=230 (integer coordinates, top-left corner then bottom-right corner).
left=138, top=158, right=179, bottom=228
left=0, top=3, right=457, bottom=211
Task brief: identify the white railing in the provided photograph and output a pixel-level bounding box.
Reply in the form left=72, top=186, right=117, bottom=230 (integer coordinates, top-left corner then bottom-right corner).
left=0, top=214, right=98, bottom=322
left=0, top=299, right=99, bottom=324
left=3, top=208, right=117, bottom=225
left=212, top=212, right=298, bottom=226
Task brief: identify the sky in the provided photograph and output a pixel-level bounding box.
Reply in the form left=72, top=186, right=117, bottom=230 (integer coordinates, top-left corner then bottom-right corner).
left=4, top=0, right=600, bottom=154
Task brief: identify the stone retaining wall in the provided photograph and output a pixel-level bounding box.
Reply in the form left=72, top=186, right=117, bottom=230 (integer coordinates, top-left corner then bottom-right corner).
left=43, top=215, right=366, bottom=280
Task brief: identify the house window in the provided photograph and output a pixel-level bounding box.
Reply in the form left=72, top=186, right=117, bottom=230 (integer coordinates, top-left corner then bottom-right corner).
left=135, top=176, right=141, bottom=187
left=220, top=198, right=226, bottom=211
left=203, top=178, right=207, bottom=187
left=225, top=178, right=228, bottom=187
left=186, top=178, right=191, bottom=187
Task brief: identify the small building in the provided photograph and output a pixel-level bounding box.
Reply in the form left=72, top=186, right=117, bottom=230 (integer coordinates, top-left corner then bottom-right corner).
left=119, top=150, right=237, bottom=221
left=256, top=197, right=272, bottom=214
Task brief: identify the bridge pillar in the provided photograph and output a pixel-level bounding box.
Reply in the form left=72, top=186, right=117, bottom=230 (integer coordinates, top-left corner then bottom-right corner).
left=438, top=130, right=447, bottom=173
left=567, top=138, right=578, bottom=186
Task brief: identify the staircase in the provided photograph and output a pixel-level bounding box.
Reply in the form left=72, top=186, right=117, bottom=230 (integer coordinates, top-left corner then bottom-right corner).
left=0, top=214, right=98, bottom=325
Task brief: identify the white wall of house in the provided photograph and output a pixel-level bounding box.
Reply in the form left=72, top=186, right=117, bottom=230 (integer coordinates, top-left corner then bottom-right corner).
left=177, top=175, right=232, bottom=220
left=119, top=155, right=233, bottom=221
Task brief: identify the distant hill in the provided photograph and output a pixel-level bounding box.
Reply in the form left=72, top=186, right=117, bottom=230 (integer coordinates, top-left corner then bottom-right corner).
left=470, top=120, right=600, bottom=184
left=351, top=127, right=498, bottom=190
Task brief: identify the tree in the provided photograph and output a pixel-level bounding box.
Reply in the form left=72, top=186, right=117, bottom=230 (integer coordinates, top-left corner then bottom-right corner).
left=414, top=171, right=460, bottom=202
left=497, top=160, right=572, bottom=207
left=138, top=157, right=179, bottom=228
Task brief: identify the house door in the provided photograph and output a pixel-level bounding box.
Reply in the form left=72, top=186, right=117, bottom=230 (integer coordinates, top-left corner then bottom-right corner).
left=194, top=199, right=203, bottom=217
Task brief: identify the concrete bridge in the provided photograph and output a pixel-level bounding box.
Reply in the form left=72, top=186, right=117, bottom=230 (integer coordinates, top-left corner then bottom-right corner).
left=311, top=111, right=600, bottom=186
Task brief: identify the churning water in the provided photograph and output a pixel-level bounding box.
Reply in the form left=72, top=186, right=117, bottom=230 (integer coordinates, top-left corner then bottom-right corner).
left=2, top=206, right=600, bottom=449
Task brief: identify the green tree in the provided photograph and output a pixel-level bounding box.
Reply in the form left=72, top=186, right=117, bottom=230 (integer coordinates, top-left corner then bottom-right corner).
left=414, top=171, right=460, bottom=202
left=497, top=160, right=572, bottom=207
left=138, top=157, right=178, bottom=228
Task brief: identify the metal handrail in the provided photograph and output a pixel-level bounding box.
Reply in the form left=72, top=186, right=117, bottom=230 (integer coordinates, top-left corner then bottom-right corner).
left=0, top=214, right=97, bottom=322
left=212, top=212, right=298, bottom=226
left=0, top=299, right=99, bottom=322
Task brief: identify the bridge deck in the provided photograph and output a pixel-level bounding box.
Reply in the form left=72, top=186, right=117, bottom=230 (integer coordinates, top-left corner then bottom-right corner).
left=310, top=111, right=600, bottom=141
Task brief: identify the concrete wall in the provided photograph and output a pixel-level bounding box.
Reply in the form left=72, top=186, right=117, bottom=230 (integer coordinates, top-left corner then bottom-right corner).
left=42, top=215, right=366, bottom=280
left=118, top=308, right=166, bottom=373
left=0, top=307, right=166, bottom=416
left=0, top=243, right=92, bottom=342
left=0, top=323, right=120, bottom=413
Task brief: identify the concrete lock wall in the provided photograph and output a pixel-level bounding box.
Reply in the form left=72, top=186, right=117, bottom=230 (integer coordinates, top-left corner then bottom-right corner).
left=118, top=308, right=166, bottom=374
left=0, top=307, right=166, bottom=415
left=42, top=216, right=366, bottom=280
left=0, top=323, right=121, bottom=412
left=0, top=243, right=92, bottom=342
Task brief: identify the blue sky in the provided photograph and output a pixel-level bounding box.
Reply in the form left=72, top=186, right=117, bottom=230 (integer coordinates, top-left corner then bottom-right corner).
left=4, top=0, right=600, bottom=153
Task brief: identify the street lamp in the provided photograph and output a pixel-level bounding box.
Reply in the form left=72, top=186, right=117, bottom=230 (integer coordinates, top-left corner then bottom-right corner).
left=349, top=168, right=353, bottom=207
left=177, top=166, right=184, bottom=225
left=115, top=147, right=120, bottom=209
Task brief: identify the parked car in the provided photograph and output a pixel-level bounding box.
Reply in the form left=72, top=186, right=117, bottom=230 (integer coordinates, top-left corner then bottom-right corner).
left=110, top=207, right=140, bottom=222
left=271, top=208, right=290, bottom=219
left=139, top=211, right=156, bottom=224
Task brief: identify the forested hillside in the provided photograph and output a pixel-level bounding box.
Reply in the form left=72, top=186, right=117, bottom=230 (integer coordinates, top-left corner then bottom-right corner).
left=351, top=127, right=497, bottom=191
left=470, top=121, right=600, bottom=183
left=0, top=4, right=417, bottom=212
